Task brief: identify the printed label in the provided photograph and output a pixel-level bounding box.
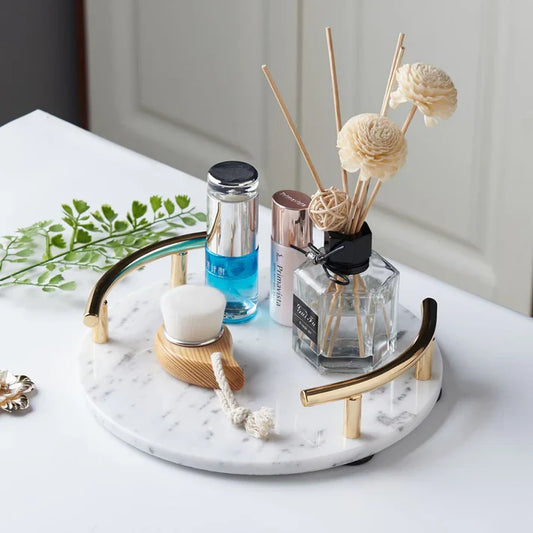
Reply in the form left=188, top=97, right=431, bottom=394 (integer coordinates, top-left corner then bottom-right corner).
left=292, top=295, right=318, bottom=344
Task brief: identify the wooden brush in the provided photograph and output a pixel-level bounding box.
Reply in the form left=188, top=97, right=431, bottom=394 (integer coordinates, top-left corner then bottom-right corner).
left=154, top=285, right=244, bottom=391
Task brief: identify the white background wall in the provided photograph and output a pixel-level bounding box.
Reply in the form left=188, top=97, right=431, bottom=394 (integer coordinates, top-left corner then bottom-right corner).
left=86, top=0, right=533, bottom=315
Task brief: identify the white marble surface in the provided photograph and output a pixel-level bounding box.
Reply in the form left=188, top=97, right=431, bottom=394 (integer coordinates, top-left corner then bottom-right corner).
left=2, top=112, right=533, bottom=532
left=80, top=273, right=442, bottom=475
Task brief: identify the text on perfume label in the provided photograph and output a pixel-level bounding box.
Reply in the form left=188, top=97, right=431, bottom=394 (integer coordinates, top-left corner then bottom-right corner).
left=292, top=295, right=318, bottom=344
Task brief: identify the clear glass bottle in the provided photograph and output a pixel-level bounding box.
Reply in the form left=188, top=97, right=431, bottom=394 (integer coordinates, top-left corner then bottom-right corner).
left=205, top=161, right=258, bottom=323
left=292, top=224, right=399, bottom=374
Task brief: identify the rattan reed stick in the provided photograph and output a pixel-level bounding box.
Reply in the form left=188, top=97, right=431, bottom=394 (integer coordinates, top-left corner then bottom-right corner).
left=382, top=305, right=391, bottom=342
left=380, top=33, right=405, bottom=116
left=346, top=177, right=363, bottom=233
left=356, top=179, right=382, bottom=232
left=350, top=177, right=370, bottom=234
left=385, top=45, right=405, bottom=109
left=323, top=280, right=342, bottom=353
left=402, top=104, right=417, bottom=134
left=397, top=46, right=405, bottom=75
left=353, top=275, right=365, bottom=357
left=262, top=65, right=325, bottom=192
left=326, top=274, right=366, bottom=358
left=327, top=285, right=345, bottom=357
left=326, top=27, right=349, bottom=195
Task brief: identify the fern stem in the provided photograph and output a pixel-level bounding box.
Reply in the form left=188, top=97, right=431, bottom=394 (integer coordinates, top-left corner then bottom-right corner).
left=42, top=231, right=51, bottom=260
left=0, top=239, right=15, bottom=271
left=0, top=280, right=64, bottom=289
left=69, top=214, right=80, bottom=251
left=0, top=209, right=197, bottom=284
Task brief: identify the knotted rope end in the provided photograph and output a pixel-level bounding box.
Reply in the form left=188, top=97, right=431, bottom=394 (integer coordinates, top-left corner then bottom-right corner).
left=211, top=352, right=275, bottom=440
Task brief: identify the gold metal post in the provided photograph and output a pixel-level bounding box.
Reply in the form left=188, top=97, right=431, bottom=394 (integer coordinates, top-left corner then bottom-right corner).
left=171, top=252, right=188, bottom=287
left=415, top=339, right=434, bottom=381
left=344, top=395, right=362, bottom=439
left=93, top=300, right=108, bottom=344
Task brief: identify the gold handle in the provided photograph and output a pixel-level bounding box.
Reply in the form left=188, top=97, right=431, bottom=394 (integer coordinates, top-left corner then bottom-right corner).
left=300, top=298, right=437, bottom=438
left=83, top=231, right=207, bottom=343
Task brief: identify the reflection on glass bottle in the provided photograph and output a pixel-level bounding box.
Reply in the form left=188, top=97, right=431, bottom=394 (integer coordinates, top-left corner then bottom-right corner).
left=205, top=161, right=258, bottom=323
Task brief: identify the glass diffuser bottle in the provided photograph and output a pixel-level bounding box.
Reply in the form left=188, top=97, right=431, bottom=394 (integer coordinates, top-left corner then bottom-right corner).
left=292, top=223, right=399, bottom=374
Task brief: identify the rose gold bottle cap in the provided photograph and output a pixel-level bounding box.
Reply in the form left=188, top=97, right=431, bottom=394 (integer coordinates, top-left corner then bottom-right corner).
left=272, top=190, right=312, bottom=248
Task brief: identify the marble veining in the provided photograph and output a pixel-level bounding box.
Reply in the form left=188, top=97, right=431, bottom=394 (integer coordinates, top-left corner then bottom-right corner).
left=79, top=275, right=443, bottom=475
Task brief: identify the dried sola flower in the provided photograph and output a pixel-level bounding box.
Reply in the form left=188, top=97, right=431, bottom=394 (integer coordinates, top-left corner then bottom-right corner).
left=390, top=63, right=457, bottom=127
left=308, top=187, right=351, bottom=232
left=337, top=113, right=407, bottom=180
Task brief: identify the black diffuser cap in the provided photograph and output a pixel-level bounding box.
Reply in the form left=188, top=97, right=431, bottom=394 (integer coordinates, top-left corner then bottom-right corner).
left=324, top=222, right=372, bottom=275
left=208, top=161, right=258, bottom=187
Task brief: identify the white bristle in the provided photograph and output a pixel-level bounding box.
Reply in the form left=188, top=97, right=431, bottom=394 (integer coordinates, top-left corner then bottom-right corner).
left=160, top=284, right=226, bottom=343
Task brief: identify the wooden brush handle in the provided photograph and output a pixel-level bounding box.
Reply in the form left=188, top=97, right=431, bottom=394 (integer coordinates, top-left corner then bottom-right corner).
left=154, top=325, right=245, bottom=391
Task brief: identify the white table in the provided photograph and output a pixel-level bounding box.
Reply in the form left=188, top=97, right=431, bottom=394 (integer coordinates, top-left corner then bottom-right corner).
left=1, top=111, right=532, bottom=532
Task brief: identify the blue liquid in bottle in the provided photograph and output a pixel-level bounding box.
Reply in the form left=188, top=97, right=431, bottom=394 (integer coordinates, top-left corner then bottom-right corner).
left=206, top=248, right=258, bottom=323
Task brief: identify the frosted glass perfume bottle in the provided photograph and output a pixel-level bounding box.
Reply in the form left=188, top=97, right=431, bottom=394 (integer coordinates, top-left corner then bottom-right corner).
left=205, top=161, right=258, bottom=323
left=292, top=223, right=399, bottom=374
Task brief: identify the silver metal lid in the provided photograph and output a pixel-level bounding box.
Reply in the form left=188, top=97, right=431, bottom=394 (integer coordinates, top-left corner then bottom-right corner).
left=206, top=161, right=258, bottom=256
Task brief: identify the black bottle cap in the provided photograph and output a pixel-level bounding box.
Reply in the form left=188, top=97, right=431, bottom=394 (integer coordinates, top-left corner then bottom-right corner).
left=208, top=161, right=258, bottom=186
left=324, top=222, right=372, bottom=275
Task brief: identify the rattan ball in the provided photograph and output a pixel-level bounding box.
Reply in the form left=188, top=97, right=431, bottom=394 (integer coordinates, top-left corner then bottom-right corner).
left=308, top=187, right=351, bottom=232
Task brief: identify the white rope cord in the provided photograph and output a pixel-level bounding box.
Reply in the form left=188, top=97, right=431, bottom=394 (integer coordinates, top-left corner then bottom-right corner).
left=210, top=352, right=274, bottom=440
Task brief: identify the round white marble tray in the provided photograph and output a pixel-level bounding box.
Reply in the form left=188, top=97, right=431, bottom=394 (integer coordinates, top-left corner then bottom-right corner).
left=79, top=279, right=443, bottom=475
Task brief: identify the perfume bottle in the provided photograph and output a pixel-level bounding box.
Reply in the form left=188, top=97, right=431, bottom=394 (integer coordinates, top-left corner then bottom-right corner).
left=292, top=223, right=399, bottom=374
left=205, top=161, right=258, bottom=323
left=270, top=190, right=312, bottom=326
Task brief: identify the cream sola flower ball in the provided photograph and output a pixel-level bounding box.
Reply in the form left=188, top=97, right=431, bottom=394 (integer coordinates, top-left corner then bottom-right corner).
left=390, top=63, right=457, bottom=127
left=337, top=113, right=407, bottom=180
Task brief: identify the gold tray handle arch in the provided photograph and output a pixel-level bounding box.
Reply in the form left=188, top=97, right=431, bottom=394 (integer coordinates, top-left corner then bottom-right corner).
left=83, top=231, right=207, bottom=343
left=300, top=298, right=437, bottom=439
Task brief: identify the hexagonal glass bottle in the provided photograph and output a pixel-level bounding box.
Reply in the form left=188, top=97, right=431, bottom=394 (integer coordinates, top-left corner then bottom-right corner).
left=292, top=224, right=399, bottom=374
